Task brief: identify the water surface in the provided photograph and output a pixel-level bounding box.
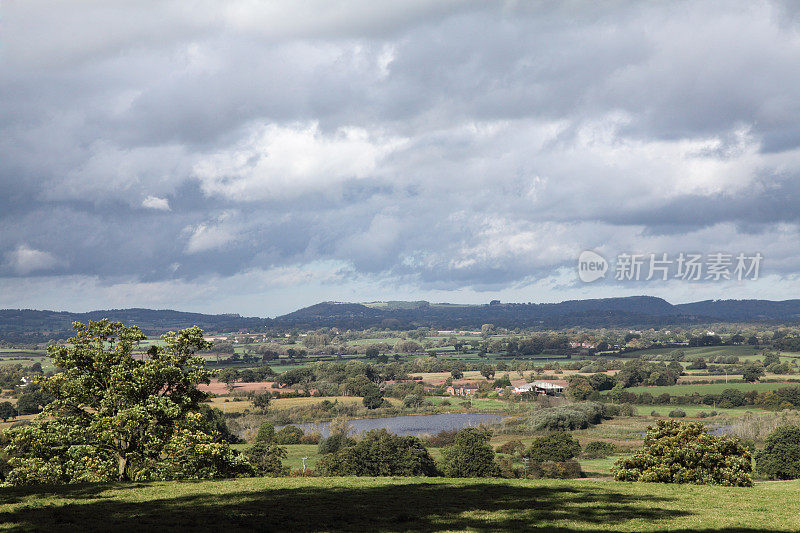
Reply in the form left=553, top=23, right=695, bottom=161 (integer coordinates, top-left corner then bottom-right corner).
left=282, top=413, right=507, bottom=437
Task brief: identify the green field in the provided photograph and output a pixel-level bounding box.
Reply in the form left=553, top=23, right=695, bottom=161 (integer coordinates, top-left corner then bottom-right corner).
left=623, top=381, right=797, bottom=395
left=0, top=476, right=797, bottom=531
left=283, top=444, right=320, bottom=470
left=632, top=404, right=765, bottom=417
left=631, top=345, right=763, bottom=359
left=631, top=344, right=800, bottom=363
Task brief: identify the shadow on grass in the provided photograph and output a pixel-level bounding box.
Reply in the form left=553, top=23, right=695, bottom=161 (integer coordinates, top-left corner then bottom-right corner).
left=0, top=481, right=155, bottom=506
left=0, top=479, right=772, bottom=532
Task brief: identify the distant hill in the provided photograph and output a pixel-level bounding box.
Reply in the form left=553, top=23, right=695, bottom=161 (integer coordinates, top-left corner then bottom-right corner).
left=0, top=308, right=271, bottom=342
left=3, top=297, right=800, bottom=342
left=272, top=296, right=800, bottom=329
left=674, top=299, right=800, bottom=321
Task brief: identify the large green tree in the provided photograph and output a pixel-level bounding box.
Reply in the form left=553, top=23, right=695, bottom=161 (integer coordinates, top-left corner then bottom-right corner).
left=316, top=429, right=437, bottom=477
left=756, top=425, right=800, bottom=480
left=614, top=420, right=752, bottom=486
left=439, top=427, right=499, bottom=477
left=5, top=320, right=251, bottom=485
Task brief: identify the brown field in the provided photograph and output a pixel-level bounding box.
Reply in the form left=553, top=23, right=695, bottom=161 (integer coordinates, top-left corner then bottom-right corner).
left=0, top=413, right=36, bottom=430
left=199, top=379, right=284, bottom=395
left=269, top=396, right=403, bottom=409
left=206, top=396, right=254, bottom=413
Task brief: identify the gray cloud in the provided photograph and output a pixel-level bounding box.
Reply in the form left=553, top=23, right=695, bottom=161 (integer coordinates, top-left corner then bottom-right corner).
left=2, top=1, right=800, bottom=314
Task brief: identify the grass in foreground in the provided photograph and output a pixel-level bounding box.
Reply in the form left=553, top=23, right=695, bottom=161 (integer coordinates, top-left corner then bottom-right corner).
left=0, top=476, right=798, bottom=532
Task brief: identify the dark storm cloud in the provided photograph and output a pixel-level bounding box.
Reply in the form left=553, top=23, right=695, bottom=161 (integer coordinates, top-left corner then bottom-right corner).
left=2, top=0, right=800, bottom=312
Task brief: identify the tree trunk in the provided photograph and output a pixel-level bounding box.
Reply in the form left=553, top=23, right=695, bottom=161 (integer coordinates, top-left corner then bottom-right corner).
left=117, top=454, right=129, bottom=481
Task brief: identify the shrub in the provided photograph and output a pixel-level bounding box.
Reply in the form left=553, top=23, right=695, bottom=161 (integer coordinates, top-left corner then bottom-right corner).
left=650, top=410, right=661, bottom=417
left=696, top=410, right=718, bottom=419
left=497, top=456, right=524, bottom=478
left=243, top=441, right=289, bottom=477
left=529, top=402, right=609, bottom=431
left=422, top=429, right=459, bottom=448
left=614, top=420, right=752, bottom=486
left=538, top=460, right=583, bottom=479
left=524, top=433, right=581, bottom=462
left=0, top=401, right=17, bottom=422
left=583, top=441, right=615, bottom=459
left=299, top=433, right=320, bottom=445
left=318, top=432, right=354, bottom=454
left=362, top=389, right=385, bottom=409
left=403, top=394, right=423, bottom=408
left=616, top=403, right=637, bottom=417
left=252, top=392, right=271, bottom=412
left=440, top=399, right=451, bottom=406
left=255, top=422, right=275, bottom=443
left=755, top=425, right=800, bottom=480
left=316, top=429, right=437, bottom=476
left=496, top=439, right=525, bottom=455
left=439, top=427, right=499, bottom=477
left=275, top=425, right=304, bottom=444
left=668, top=409, right=687, bottom=418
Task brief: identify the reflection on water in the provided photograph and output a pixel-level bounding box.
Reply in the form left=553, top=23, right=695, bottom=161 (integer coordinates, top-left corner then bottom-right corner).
left=281, top=413, right=507, bottom=437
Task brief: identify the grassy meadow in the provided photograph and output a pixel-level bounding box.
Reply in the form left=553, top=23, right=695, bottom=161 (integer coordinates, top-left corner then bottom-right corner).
left=623, top=381, right=797, bottom=395
left=0, top=476, right=797, bottom=532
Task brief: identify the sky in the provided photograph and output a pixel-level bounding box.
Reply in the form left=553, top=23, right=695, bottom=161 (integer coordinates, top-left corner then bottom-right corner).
left=2, top=0, right=800, bottom=317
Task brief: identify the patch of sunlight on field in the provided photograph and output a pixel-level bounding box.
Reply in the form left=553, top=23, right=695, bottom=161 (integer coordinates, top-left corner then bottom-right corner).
left=270, top=396, right=402, bottom=410
left=624, top=381, right=797, bottom=395
left=207, top=396, right=253, bottom=413
left=579, top=456, right=620, bottom=476
left=634, top=404, right=769, bottom=417
left=282, top=444, right=320, bottom=470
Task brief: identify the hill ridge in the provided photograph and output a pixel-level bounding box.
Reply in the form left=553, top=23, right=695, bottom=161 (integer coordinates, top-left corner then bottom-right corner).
left=3, top=296, right=800, bottom=341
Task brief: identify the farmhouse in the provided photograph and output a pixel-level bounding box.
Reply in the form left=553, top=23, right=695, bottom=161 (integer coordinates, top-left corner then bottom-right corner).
left=446, top=385, right=479, bottom=396
left=512, top=380, right=566, bottom=396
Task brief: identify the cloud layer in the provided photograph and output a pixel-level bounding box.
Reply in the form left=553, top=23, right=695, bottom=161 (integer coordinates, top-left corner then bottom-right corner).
left=2, top=1, right=800, bottom=315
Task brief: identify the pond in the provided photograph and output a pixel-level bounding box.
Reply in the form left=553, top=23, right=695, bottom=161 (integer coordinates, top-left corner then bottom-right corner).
left=281, top=413, right=508, bottom=437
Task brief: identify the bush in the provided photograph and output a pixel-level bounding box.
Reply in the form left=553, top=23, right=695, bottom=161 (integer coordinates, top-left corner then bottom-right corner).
left=316, top=429, right=437, bottom=476
left=422, top=429, right=459, bottom=448
left=496, top=439, right=525, bottom=455
left=255, top=422, right=275, bottom=443
left=537, top=460, right=583, bottom=479
left=318, top=432, right=354, bottom=454
left=529, top=402, right=609, bottom=431
left=440, top=399, right=451, bottom=406
left=252, top=392, right=271, bottom=412
left=402, top=394, right=423, bottom=408
left=583, top=441, right=615, bottom=459
left=696, top=410, right=718, bottom=419
left=616, top=403, right=637, bottom=417
left=243, top=441, right=289, bottom=477
left=756, top=425, right=800, bottom=480
left=362, top=389, right=385, bottom=409
left=668, top=409, right=687, bottom=418
left=439, top=427, right=499, bottom=477
left=614, top=420, right=752, bottom=486
left=275, top=425, right=304, bottom=444
left=299, top=433, right=320, bottom=445
left=497, top=456, right=524, bottom=478
left=0, top=401, right=17, bottom=422
left=650, top=410, right=661, bottom=417
left=524, top=433, right=581, bottom=462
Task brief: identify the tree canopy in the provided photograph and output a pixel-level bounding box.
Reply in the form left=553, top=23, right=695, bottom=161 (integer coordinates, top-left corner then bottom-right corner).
left=439, top=427, right=498, bottom=477
left=5, top=320, right=251, bottom=485
left=316, top=429, right=437, bottom=477
left=756, top=425, right=800, bottom=480
left=614, top=420, right=752, bottom=486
